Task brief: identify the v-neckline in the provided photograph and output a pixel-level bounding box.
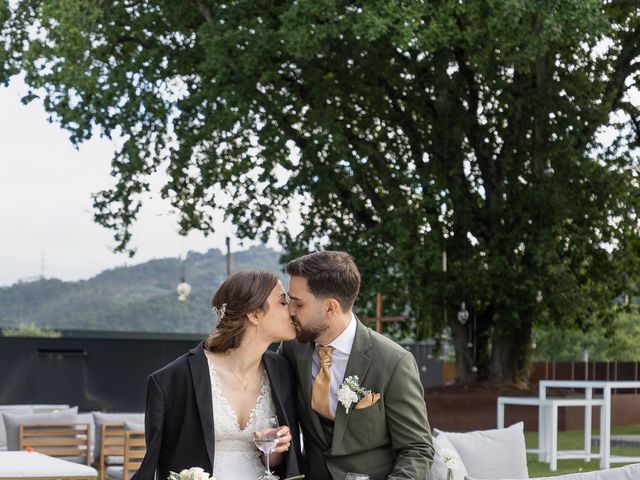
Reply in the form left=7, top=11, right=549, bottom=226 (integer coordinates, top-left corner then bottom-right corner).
left=208, top=357, right=267, bottom=432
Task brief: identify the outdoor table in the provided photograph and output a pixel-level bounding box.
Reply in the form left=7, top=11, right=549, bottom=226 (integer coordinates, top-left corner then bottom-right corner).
left=498, top=396, right=604, bottom=471
left=539, top=380, right=640, bottom=469
left=0, top=451, right=97, bottom=480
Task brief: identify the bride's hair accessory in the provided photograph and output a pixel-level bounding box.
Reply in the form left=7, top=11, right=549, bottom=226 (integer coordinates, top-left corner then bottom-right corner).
left=212, top=303, right=227, bottom=326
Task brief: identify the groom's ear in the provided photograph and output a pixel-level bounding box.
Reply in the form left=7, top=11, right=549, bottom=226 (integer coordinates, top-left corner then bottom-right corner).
left=324, top=298, right=341, bottom=317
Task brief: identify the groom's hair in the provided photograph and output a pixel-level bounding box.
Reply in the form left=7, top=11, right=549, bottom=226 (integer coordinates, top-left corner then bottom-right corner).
left=286, top=251, right=360, bottom=311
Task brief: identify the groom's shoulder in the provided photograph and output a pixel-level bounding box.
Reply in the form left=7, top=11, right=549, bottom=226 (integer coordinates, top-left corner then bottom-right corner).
left=366, top=326, right=412, bottom=362
left=264, top=348, right=291, bottom=368
left=280, top=339, right=305, bottom=357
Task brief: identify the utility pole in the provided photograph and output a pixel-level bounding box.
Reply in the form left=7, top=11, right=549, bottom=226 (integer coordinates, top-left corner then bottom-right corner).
left=226, top=237, right=231, bottom=277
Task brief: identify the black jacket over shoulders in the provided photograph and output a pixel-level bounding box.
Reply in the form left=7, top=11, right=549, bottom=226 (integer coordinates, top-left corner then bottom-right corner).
left=132, top=341, right=302, bottom=480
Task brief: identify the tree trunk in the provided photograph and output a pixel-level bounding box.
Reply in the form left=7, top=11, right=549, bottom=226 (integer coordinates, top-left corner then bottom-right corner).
left=451, top=315, right=477, bottom=383
left=488, top=319, right=534, bottom=385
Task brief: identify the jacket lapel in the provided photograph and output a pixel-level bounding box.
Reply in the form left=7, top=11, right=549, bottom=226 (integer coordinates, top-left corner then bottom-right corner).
left=331, top=321, right=373, bottom=452
left=263, top=353, right=285, bottom=421
left=188, top=342, right=215, bottom=469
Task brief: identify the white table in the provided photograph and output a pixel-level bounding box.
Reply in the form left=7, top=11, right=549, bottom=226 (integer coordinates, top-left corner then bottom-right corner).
left=0, top=451, right=97, bottom=479
left=498, top=396, right=605, bottom=471
left=539, top=380, right=640, bottom=469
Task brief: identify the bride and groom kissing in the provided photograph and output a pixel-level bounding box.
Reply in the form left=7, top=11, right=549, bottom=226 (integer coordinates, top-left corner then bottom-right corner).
left=132, top=251, right=434, bottom=480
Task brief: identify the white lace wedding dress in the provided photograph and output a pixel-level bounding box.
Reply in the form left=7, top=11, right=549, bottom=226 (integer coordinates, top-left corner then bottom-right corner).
left=208, top=358, right=277, bottom=480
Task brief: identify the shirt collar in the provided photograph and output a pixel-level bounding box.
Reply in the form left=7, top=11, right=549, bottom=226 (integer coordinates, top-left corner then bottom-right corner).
left=321, top=313, right=357, bottom=355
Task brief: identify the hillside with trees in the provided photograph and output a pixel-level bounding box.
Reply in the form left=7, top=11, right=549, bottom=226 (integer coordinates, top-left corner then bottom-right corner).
left=0, top=245, right=284, bottom=334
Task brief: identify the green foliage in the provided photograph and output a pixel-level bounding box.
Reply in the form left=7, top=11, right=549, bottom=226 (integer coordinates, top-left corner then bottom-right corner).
left=2, top=323, right=61, bottom=338
left=2, top=1, right=639, bottom=381
left=533, top=306, right=640, bottom=361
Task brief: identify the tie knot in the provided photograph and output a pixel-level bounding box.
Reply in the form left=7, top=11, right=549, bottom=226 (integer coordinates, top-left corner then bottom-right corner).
left=317, top=345, right=335, bottom=368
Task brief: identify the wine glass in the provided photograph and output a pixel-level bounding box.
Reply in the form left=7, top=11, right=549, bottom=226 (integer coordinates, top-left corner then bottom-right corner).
left=253, top=415, right=280, bottom=480
left=344, top=474, right=370, bottom=480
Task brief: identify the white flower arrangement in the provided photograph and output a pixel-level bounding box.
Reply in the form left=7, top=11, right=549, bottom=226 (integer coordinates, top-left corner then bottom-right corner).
left=337, top=375, right=368, bottom=414
left=168, top=467, right=215, bottom=480
left=440, top=448, right=460, bottom=480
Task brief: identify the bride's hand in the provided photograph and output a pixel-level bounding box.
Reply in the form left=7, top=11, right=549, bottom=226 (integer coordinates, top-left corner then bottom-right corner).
left=272, top=426, right=292, bottom=454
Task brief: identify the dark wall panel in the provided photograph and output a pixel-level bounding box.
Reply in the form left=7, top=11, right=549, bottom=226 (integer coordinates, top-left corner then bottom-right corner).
left=0, top=337, right=202, bottom=411
left=0, top=337, right=444, bottom=412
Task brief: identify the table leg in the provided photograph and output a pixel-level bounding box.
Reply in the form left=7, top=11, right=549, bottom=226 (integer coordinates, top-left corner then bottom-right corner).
left=600, top=387, right=611, bottom=469
left=585, top=388, right=592, bottom=462
left=550, top=403, right=558, bottom=471
left=539, top=386, right=547, bottom=462
left=497, top=400, right=504, bottom=429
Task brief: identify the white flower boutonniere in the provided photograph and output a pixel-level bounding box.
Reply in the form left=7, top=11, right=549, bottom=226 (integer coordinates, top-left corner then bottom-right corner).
left=168, top=467, right=215, bottom=480
left=337, top=375, right=369, bottom=414
left=440, top=448, right=460, bottom=480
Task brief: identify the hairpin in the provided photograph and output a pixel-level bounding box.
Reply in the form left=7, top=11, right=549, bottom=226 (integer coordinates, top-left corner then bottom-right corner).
left=212, top=303, right=227, bottom=326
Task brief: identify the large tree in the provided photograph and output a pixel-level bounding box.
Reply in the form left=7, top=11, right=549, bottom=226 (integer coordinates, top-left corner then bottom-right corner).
left=2, top=0, right=639, bottom=383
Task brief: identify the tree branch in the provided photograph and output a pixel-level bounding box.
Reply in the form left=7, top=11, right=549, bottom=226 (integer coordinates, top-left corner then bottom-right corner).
left=189, top=0, right=213, bottom=22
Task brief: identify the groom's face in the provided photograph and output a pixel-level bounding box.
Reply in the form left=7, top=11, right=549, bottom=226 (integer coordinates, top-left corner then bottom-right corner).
left=287, top=275, right=329, bottom=343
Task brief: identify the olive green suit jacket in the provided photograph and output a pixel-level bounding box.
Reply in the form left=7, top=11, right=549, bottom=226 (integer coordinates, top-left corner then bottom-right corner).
left=282, top=321, right=434, bottom=480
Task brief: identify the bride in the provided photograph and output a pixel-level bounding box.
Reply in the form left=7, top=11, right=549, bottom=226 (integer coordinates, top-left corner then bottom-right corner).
left=133, top=270, right=301, bottom=480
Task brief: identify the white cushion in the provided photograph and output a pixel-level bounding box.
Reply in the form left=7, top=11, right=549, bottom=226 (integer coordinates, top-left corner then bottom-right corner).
left=438, top=422, right=528, bottom=480
left=92, top=412, right=144, bottom=462
left=124, top=421, right=145, bottom=432
left=0, top=407, right=32, bottom=451
left=465, top=462, right=640, bottom=480
left=428, top=431, right=469, bottom=480
left=0, top=407, right=78, bottom=451
left=77, top=412, right=95, bottom=459
left=106, top=464, right=136, bottom=480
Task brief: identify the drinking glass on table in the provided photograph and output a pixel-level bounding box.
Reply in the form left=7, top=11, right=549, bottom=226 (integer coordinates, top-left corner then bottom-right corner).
left=253, top=415, right=281, bottom=480
left=344, top=474, right=370, bottom=480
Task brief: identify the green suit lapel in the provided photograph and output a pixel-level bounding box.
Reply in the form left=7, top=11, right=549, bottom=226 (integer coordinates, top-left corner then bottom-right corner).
left=331, top=320, right=373, bottom=452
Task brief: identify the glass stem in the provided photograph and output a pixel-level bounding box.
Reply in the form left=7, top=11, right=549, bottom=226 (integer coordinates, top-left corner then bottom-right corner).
left=266, top=450, right=271, bottom=474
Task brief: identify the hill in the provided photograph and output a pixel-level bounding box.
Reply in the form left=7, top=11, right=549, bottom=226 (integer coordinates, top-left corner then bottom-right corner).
left=0, top=245, right=285, bottom=334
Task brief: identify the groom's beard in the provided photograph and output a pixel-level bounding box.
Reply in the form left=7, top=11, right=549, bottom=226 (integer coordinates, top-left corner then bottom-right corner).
left=291, top=314, right=328, bottom=343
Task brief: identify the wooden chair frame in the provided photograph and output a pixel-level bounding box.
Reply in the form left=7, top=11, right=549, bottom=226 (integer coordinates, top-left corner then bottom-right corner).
left=98, top=422, right=126, bottom=480
left=122, top=430, right=146, bottom=479
left=19, top=422, right=91, bottom=465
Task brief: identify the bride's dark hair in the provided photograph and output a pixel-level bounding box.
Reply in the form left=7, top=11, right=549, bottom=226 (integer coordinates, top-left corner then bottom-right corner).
left=204, top=270, right=279, bottom=353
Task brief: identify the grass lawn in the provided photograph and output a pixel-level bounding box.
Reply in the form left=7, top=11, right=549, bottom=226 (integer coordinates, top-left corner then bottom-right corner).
left=525, top=424, right=640, bottom=477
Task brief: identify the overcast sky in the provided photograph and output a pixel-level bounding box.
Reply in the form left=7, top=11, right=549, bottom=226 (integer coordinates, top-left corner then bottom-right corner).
left=0, top=77, right=269, bottom=287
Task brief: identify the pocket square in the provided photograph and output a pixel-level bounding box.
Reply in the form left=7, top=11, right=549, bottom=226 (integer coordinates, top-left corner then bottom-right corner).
left=355, top=391, right=381, bottom=410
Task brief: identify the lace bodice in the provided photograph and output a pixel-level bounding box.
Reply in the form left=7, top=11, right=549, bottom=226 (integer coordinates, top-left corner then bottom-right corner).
left=207, top=357, right=277, bottom=480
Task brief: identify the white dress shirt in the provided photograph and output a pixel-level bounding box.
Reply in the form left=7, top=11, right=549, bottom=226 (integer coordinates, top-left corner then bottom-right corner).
left=311, top=314, right=357, bottom=418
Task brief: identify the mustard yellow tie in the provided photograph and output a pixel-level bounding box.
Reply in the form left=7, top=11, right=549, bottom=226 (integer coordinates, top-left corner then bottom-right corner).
left=311, top=344, right=335, bottom=420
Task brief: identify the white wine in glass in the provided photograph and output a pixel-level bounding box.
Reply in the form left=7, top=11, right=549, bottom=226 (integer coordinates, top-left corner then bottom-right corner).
left=253, top=415, right=280, bottom=480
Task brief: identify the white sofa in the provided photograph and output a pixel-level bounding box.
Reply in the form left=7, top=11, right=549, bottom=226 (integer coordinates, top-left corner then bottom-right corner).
left=0, top=405, right=143, bottom=464
left=428, top=422, right=640, bottom=480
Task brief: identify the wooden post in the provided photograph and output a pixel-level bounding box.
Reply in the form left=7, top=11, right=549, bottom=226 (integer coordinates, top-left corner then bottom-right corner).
left=376, top=293, right=383, bottom=333
left=362, top=292, right=405, bottom=333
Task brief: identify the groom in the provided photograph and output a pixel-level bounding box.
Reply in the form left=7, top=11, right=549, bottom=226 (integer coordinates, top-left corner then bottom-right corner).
left=282, top=251, right=433, bottom=480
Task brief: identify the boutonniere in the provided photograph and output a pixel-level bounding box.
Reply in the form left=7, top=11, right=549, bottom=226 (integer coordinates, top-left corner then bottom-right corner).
left=337, top=375, right=381, bottom=414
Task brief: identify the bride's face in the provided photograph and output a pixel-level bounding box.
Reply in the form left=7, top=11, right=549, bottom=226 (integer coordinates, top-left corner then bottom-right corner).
left=259, top=281, right=296, bottom=341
